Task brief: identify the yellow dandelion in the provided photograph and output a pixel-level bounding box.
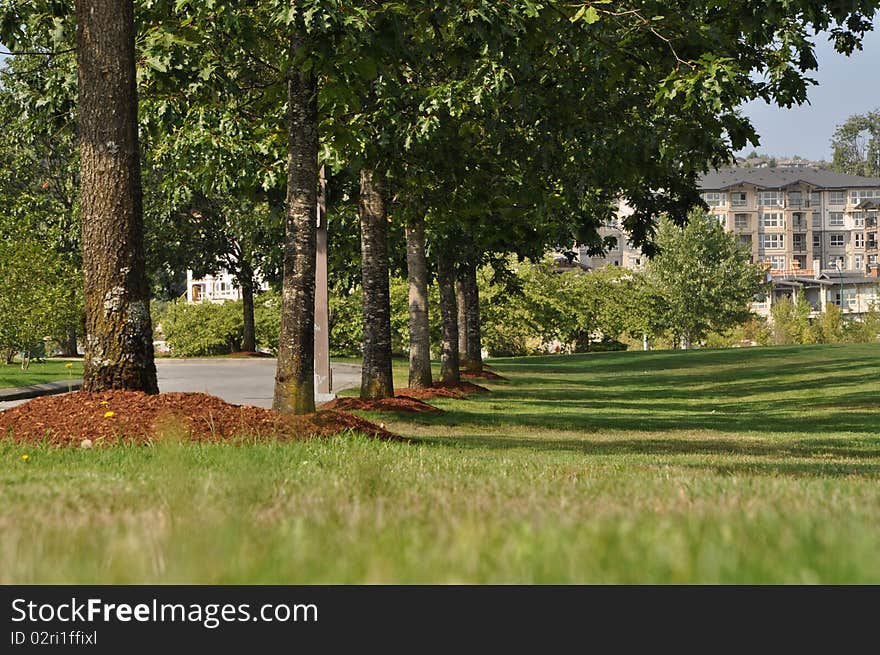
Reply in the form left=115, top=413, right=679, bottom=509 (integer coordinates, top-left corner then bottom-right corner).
left=99, top=400, right=109, bottom=406
left=104, top=411, right=115, bottom=418
left=21, top=454, right=29, bottom=461
left=65, top=362, right=73, bottom=369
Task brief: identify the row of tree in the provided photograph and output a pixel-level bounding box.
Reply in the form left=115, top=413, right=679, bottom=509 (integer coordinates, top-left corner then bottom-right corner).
left=1, top=1, right=878, bottom=413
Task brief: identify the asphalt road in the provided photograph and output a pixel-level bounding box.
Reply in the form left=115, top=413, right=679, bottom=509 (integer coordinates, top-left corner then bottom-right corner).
left=0, top=359, right=361, bottom=411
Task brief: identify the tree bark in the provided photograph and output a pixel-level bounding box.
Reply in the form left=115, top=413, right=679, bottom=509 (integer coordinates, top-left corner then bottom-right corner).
left=76, top=0, right=158, bottom=393
left=405, top=216, right=432, bottom=389
left=462, top=258, right=483, bottom=372
left=437, top=254, right=460, bottom=385
left=240, top=264, right=256, bottom=353
left=456, top=278, right=468, bottom=361
left=273, top=31, right=317, bottom=415
left=359, top=168, right=395, bottom=400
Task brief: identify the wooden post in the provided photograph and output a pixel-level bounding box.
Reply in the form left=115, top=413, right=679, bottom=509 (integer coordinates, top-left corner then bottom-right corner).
left=314, top=165, right=333, bottom=400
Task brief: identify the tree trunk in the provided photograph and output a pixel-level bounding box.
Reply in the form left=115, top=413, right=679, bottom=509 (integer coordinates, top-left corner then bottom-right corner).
left=456, top=278, right=468, bottom=362
left=240, top=269, right=256, bottom=353
left=462, top=258, right=483, bottom=372
left=273, top=31, right=318, bottom=415
left=63, top=327, right=78, bottom=357
left=405, top=216, right=432, bottom=389
left=359, top=168, right=394, bottom=400
left=75, top=0, right=158, bottom=393
left=437, top=254, right=460, bottom=385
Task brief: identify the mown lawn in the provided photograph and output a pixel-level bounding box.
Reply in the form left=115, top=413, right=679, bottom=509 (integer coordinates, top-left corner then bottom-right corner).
left=0, top=359, right=83, bottom=389
left=1, top=344, right=879, bottom=583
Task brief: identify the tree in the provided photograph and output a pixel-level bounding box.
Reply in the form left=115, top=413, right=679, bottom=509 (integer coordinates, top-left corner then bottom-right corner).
left=0, top=238, right=79, bottom=364
left=831, top=110, right=880, bottom=177
left=273, top=28, right=319, bottom=414
left=405, top=216, right=432, bottom=388
left=75, top=0, right=157, bottom=392
left=647, top=211, right=764, bottom=348
left=358, top=168, right=395, bottom=399
left=771, top=291, right=814, bottom=345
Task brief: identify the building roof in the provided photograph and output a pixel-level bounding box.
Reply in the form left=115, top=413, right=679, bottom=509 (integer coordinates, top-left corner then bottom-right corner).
left=817, top=271, right=879, bottom=285
left=699, top=167, right=880, bottom=191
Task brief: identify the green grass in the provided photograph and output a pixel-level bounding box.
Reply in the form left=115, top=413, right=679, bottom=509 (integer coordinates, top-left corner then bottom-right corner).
left=2, top=344, right=879, bottom=583
left=0, top=359, right=83, bottom=389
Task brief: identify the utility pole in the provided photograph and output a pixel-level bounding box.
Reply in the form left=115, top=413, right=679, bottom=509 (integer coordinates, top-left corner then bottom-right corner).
left=314, top=165, right=334, bottom=402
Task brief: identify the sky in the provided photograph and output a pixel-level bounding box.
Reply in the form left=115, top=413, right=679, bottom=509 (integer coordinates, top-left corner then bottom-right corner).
left=736, top=20, right=880, bottom=162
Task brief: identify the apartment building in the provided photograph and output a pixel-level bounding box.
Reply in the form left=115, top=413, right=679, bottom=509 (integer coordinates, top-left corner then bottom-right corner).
left=574, top=168, right=880, bottom=320
left=577, top=199, right=646, bottom=271
left=699, top=167, right=880, bottom=319
left=699, top=167, right=880, bottom=276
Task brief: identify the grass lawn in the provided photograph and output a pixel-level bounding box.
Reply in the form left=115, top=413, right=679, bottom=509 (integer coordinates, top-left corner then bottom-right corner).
left=0, top=359, right=83, bottom=389
left=1, top=343, right=879, bottom=583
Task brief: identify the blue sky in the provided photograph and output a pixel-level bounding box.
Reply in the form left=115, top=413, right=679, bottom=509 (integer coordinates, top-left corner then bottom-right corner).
left=737, top=20, right=880, bottom=161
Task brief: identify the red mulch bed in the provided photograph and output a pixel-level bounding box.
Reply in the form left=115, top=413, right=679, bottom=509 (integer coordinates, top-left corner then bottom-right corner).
left=322, top=396, right=442, bottom=413
left=0, top=391, right=400, bottom=447
left=395, top=386, right=467, bottom=400
left=460, top=370, right=508, bottom=380
left=435, top=380, right=491, bottom=394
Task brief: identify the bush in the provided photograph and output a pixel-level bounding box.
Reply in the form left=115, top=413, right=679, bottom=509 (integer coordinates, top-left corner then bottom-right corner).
left=158, top=291, right=282, bottom=357
left=159, top=301, right=243, bottom=356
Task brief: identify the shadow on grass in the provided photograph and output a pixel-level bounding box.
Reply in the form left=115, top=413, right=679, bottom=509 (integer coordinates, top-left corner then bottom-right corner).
left=415, top=432, right=880, bottom=459
left=410, top=433, right=880, bottom=478
left=400, top=344, right=880, bottom=436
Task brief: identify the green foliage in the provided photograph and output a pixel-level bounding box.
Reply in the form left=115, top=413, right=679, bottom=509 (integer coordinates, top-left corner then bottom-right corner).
left=0, top=238, right=80, bottom=358
left=647, top=211, right=764, bottom=347
left=830, top=109, right=880, bottom=177
left=705, top=316, right=772, bottom=349
left=158, top=292, right=281, bottom=357
left=814, top=303, right=846, bottom=344
left=477, top=259, right=662, bottom=356
left=846, top=303, right=880, bottom=344
left=771, top=291, right=814, bottom=345
left=328, top=279, right=442, bottom=357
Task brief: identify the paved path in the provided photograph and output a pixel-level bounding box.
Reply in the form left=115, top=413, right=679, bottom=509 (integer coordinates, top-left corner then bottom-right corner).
left=0, top=359, right=361, bottom=411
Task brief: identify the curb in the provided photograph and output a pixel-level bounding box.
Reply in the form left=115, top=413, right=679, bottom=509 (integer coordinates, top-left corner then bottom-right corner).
left=0, top=380, right=83, bottom=402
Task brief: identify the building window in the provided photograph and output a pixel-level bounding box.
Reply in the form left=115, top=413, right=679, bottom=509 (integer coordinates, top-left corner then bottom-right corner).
left=828, top=255, right=845, bottom=269
left=869, top=254, right=878, bottom=266
left=812, top=212, right=821, bottom=227
left=812, top=234, right=821, bottom=249
left=853, top=212, right=865, bottom=227
left=810, top=191, right=821, bottom=207
left=830, top=233, right=845, bottom=247
left=829, top=191, right=846, bottom=205
left=761, top=212, right=783, bottom=227
left=702, top=192, right=726, bottom=207
left=734, top=214, right=750, bottom=228
left=855, top=254, right=864, bottom=270
left=768, top=255, right=786, bottom=270
left=761, top=234, right=784, bottom=250
left=737, top=234, right=752, bottom=249
left=829, top=212, right=844, bottom=226
left=788, top=191, right=803, bottom=207
left=855, top=233, right=865, bottom=248
left=759, top=191, right=782, bottom=207
left=850, top=189, right=879, bottom=205
left=713, top=214, right=726, bottom=227
left=730, top=192, right=748, bottom=207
